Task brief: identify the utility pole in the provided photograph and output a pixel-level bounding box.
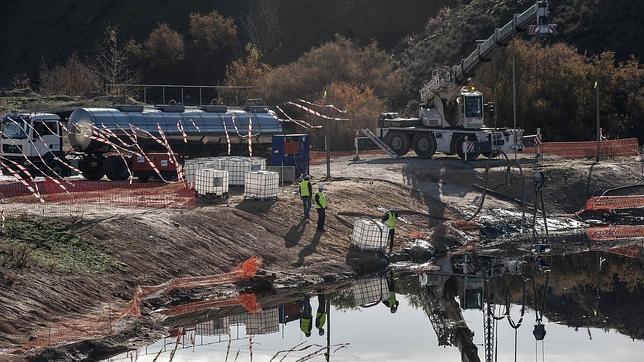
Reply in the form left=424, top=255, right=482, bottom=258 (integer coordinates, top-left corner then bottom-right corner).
left=595, top=81, right=601, bottom=162
left=324, top=90, right=331, bottom=179
left=512, top=40, right=518, bottom=160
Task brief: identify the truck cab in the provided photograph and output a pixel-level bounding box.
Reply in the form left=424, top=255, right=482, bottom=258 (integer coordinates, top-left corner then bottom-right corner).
left=1, top=113, right=65, bottom=174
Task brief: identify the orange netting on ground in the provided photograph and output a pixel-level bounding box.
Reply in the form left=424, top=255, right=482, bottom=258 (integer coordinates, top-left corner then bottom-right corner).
left=523, top=138, right=640, bottom=159
left=160, top=293, right=261, bottom=317
left=583, top=195, right=644, bottom=212
left=604, top=244, right=642, bottom=259
left=0, top=179, right=197, bottom=217
left=586, top=225, right=644, bottom=241
left=126, top=256, right=262, bottom=317
left=12, top=257, right=262, bottom=353
left=449, top=220, right=481, bottom=233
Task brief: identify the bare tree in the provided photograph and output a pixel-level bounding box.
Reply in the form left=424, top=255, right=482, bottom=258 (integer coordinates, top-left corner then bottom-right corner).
left=242, top=0, right=280, bottom=61
left=95, top=25, right=140, bottom=96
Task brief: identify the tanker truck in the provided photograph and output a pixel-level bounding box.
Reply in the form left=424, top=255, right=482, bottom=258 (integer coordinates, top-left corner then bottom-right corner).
left=1, top=104, right=284, bottom=181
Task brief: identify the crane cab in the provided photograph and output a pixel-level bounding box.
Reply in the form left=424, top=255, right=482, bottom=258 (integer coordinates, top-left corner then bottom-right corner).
left=459, top=88, right=484, bottom=129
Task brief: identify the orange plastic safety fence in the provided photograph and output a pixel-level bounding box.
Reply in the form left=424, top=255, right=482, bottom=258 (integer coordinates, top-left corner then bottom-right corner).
left=449, top=220, right=481, bottom=233
left=523, top=138, right=640, bottom=159
left=125, top=256, right=262, bottom=317
left=15, top=257, right=262, bottom=353
left=584, top=196, right=644, bottom=212
left=586, top=225, right=644, bottom=241
left=160, top=292, right=261, bottom=317
left=605, top=244, right=642, bottom=259
left=0, top=179, right=197, bottom=217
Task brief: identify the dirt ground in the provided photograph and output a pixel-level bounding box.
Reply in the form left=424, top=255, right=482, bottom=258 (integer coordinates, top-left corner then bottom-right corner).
left=0, top=151, right=642, bottom=360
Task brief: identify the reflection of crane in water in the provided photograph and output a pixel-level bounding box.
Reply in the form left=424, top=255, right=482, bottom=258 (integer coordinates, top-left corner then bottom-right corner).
left=418, top=254, right=484, bottom=362
left=417, top=254, right=551, bottom=362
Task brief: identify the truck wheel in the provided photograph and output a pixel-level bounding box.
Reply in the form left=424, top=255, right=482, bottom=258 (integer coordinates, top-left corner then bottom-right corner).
left=104, top=156, right=130, bottom=181
left=412, top=134, right=437, bottom=159
left=82, top=169, right=105, bottom=181
left=385, top=132, right=411, bottom=156
left=455, top=135, right=480, bottom=161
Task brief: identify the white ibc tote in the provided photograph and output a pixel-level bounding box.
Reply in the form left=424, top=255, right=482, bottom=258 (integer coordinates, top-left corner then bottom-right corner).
left=184, top=157, right=218, bottom=186
left=216, top=157, right=251, bottom=186
left=250, top=157, right=267, bottom=171
left=351, top=219, right=389, bottom=252
left=244, top=171, right=279, bottom=199
left=193, top=169, right=229, bottom=196
left=351, top=277, right=389, bottom=306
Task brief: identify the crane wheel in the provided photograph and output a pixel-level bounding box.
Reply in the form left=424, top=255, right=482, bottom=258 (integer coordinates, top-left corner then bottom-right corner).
left=454, top=135, right=480, bottom=161
left=385, top=132, right=411, bottom=156
left=412, top=134, right=437, bottom=159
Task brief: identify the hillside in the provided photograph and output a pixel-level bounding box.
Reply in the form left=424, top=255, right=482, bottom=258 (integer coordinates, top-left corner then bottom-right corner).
left=402, top=0, right=644, bottom=92
left=0, top=0, right=456, bottom=85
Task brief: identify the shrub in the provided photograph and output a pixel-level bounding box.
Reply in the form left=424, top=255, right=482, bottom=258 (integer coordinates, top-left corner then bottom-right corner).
left=302, top=82, right=385, bottom=150
left=223, top=44, right=270, bottom=104
left=256, top=36, right=406, bottom=105
left=39, top=53, right=99, bottom=97
left=475, top=40, right=644, bottom=142
left=189, top=11, right=237, bottom=55
left=143, top=23, right=185, bottom=68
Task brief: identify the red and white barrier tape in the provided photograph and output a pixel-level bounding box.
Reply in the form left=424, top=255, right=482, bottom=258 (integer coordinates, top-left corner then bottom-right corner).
left=188, top=118, right=201, bottom=133
left=90, top=125, right=134, bottom=184
left=176, top=120, right=188, bottom=143
left=0, top=158, right=44, bottom=203
left=123, top=125, right=168, bottom=182
left=275, top=105, right=320, bottom=129
left=248, top=114, right=253, bottom=157
left=156, top=124, right=184, bottom=182
left=29, top=120, right=82, bottom=177
left=286, top=102, right=349, bottom=121
left=297, top=98, right=347, bottom=114
left=5, top=117, right=70, bottom=187
left=222, top=117, right=231, bottom=155
left=0, top=129, right=69, bottom=194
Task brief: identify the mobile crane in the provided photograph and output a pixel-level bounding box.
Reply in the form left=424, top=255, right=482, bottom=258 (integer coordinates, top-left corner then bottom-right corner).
left=377, top=1, right=555, bottom=159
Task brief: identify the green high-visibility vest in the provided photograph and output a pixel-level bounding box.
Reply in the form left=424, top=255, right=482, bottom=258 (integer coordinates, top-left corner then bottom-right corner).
left=300, top=317, right=312, bottom=334
left=299, top=180, right=311, bottom=197
left=388, top=292, right=397, bottom=306
left=315, top=192, right=327, bottom=209
left=385, top=211, right=396, bottom=229
left=315, top=312, right=327, bottom=329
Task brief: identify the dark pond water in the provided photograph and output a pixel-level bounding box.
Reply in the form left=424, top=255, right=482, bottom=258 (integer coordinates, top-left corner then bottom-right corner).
left=106, top=251, right=644, bottom=362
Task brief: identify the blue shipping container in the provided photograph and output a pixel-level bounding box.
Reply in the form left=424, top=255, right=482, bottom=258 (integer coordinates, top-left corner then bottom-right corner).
left=271, top=134, right=310, bottom=177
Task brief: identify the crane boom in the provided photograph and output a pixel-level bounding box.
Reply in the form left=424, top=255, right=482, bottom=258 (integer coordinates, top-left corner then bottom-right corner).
left=420, top=1, right=555, bottom=104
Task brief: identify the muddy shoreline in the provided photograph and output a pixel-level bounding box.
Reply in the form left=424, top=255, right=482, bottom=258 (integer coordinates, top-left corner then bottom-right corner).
left=1, top=155, right=642, bottom=360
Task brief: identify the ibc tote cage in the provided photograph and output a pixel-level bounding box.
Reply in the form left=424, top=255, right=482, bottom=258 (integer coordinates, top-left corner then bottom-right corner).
left=350, top=218, right=390, bottom=252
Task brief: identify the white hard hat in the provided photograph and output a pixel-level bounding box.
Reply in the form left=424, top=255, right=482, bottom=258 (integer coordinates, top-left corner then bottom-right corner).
left=319, top=184, right=325, bottom=191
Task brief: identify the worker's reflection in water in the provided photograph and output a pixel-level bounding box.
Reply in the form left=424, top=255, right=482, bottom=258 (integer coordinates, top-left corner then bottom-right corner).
left=315, top=292, right=327, bottom=336
left=300, top=292, right=328, bottom=337
left=381, top=272, right=399, bottom=313
left=299, top=297, right=312, bottom=337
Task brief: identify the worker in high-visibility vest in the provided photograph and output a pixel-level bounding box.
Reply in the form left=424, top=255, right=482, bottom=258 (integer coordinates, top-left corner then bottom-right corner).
left=315, top=292, right=327, bottom=336
left=382, top=208, right=399, bottom=253
left=314, top=184, right=328, bottom=232
left=299, top=175, right=313, bottom=220
left=381, top=271, right=399, bottom=313
left=299, top=297, right=312, bottom=337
